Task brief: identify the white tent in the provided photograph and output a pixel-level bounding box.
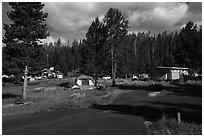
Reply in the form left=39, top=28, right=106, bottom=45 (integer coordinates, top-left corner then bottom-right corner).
left=72, top=75, right=95, bottom=90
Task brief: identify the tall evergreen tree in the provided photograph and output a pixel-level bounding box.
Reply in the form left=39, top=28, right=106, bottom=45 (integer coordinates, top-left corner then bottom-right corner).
left=174, top=21, right=201, bottom=69
left=103, top=8, right=129, bottom=86
left=84, top=17, right=107, bottom=84
left=3, top=2, right=49, bottom=76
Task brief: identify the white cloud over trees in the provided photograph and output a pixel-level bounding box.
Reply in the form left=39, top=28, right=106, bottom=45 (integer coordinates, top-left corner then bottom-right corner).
left=3, top=2, right=201, bottom=43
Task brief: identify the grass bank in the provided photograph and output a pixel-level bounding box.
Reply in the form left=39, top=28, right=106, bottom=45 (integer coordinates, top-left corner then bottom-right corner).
left=2, top=78, right=202, bottom=117
left=146, top=115, right=202, bottom=135
left=2, top=79, right=130, bottom=116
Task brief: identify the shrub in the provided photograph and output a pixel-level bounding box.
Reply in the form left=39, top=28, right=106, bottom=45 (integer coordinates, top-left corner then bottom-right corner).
left=147, top=115, right=202, bottom=135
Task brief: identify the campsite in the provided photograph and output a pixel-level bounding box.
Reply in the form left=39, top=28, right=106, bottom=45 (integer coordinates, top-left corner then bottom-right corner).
left=2, top=76, right=202, bottom=134
left=2, top=2, right=202, bottom=135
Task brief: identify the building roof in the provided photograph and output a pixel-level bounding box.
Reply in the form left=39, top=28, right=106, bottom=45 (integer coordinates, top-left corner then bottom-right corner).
left=154, top=66, right=188, bottom=70
left=67, top=72, right=83, bottom=78
left=77, top=75, right=94, bottom=80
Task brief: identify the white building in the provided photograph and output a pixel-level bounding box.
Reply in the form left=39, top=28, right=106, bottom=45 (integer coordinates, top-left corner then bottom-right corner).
left=150, top=67, right=188, bottom=80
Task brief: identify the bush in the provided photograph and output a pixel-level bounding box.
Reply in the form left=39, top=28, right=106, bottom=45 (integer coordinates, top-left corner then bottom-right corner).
left=147, top=115, right=202, bottom=135
left=183, top=75, right=202, bottom=82
left=3, top=76, right=21, bottom=86
left=96, top=84, right=107, bottom=91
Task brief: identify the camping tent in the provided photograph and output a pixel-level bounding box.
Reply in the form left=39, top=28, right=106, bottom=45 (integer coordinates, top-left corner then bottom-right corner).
left=72, top=75, right=95, bottom=90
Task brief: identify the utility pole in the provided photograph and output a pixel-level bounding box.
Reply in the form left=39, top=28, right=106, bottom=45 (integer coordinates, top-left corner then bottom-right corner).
left=22, top=65, right=28, bottom=101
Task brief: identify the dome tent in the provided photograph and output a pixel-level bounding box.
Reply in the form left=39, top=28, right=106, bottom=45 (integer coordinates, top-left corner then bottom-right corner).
left=72, top=75, right=95, bottom=90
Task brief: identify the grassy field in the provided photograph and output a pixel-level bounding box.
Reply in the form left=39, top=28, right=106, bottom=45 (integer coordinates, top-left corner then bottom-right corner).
left=2, top=78, right=129, bottom=115
left=3, top=79, right=202, bottom=113
left=2, top=78, right=202, bottom=134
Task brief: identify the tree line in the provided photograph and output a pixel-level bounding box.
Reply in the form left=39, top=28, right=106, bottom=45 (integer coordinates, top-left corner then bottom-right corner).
left=2, top=2, right=202, bottom=86
left=41, top=21, right=202, bottom=79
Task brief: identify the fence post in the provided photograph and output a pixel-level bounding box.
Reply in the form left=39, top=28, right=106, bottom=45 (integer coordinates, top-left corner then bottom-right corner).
left=22, top=66, right=28, bottom=101
left=177, top=112, right=181, bottom=125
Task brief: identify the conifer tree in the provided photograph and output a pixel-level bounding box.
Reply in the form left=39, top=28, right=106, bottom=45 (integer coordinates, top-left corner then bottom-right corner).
left=3, top=2, right=49, bottom=76
left=103, top=8, right=129, bottom=86
left=84, top=17, right=107, bottom=84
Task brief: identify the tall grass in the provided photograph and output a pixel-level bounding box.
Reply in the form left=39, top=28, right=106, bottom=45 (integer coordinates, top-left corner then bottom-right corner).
left=146, top=115, right=202, bottom=135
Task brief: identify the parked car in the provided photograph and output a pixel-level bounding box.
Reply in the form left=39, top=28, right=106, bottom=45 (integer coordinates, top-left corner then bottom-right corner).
left=132, top=74, right=139, bottom=80
left=103, top=75, right=111, bottom=80
left=2, top=75, right=23, bottom=86
left=35, top=76, right=43, bottom=80
left=139, top=73, right=150, bottom=81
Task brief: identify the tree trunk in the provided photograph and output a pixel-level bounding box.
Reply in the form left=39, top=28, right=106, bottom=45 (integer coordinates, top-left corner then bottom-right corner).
left=111, top=44, right=116, bottom=86
left=46, top=54, right=49, bottom=69
left=94, top=73, right=98, bottom=86
left=94, top=78, right=97, bottom=86
left=22, top=65, right=28, bottom=100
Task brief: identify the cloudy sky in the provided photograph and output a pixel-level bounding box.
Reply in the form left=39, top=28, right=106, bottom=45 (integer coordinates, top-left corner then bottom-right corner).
left=2, top=2, right=202, bottom=44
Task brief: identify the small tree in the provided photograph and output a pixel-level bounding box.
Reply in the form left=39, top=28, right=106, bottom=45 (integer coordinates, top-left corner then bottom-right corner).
left=103, top=8, right=129, bottom=86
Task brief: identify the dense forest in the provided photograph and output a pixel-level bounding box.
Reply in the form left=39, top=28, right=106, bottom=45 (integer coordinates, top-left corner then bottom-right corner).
left=2, top=3, right=202, bottom=80
left=40, top=21, right=202, bottom=78
left=3, top=21, right=202, bottom=78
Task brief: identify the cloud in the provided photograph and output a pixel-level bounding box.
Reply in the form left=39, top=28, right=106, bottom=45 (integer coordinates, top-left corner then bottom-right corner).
left=127, top=10, right=152, bottom=26
left=36, top=2, right=202, bottom=42
left=41, top=36, right=67, bottom=44
left=128, top=3, right=189, bottom=33
left=187, top=2, right=202, bottom=14
left=152, top=3, right=188, bottom=25
left=44, top=3, right=95, bottom=33
left=2, top=2, right=201, bottom=45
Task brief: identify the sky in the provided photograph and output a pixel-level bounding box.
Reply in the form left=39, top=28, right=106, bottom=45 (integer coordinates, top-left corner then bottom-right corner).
left=2, top=2, right=202, bottom=44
